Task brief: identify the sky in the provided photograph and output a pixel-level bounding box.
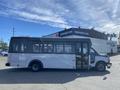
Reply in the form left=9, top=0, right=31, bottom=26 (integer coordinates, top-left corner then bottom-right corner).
left=0, top=0, right=120, bottom=43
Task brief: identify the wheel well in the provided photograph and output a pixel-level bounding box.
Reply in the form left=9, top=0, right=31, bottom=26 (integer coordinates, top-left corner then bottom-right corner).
left=4, top=54, right=8, bottom=56
left=28, top=60, right=43, bottom=68
left=95, top=61, right=106, bottom=66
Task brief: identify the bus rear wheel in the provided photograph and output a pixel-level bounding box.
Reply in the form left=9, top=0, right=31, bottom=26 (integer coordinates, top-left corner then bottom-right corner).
left=30, top=62, right=42, bottom=72
left=96, top=62, right=106, bottom=72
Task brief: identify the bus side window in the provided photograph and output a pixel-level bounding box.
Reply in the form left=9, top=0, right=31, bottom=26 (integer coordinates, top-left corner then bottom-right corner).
left=47, top=44, right=53, bottom=53
left=55, top=43, right=64, bottom=53
left=12, top=43, right=19, bottom=52
left=33, top=43, right=40, bottom=53
left=64, top=44, right=73, bottom=53
left=20, top=42, right=28, bottom=53
left=43, top=43, right=53, bottom=53
left=39, top=44, right=43, bottom=52
left=76, top=43, right=82, bottom=54
left=43, top=44, right=48, bottom=52
left=83, top=43, right=88, bottom=55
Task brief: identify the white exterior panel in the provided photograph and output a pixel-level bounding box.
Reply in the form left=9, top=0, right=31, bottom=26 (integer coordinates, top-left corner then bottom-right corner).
left=90, top=55, right=110, bottom=67
left=8, top=53, right=19, bottom=66
left=8, top=53, right=76, bottom=69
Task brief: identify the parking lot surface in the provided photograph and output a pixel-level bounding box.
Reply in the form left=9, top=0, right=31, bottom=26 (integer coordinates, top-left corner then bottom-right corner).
left=0, top=55, right=120, bottom=90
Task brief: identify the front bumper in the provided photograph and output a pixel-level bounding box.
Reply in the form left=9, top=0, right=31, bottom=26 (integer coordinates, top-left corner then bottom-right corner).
left=107, top=63, right=112, bottom=68
left=5, top=63, right=10, bottom=66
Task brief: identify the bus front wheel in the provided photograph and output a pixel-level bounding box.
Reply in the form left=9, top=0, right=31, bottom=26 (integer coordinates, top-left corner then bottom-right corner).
left=95, top=62, right=106, bottom=72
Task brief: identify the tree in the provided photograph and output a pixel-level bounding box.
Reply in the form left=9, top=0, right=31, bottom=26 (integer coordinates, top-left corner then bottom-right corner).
left=0, top=40, right=8, bottom=51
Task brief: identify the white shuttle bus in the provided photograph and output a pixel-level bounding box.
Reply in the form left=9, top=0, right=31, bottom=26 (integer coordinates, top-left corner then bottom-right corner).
left=6, top=37, right=112, bottom=72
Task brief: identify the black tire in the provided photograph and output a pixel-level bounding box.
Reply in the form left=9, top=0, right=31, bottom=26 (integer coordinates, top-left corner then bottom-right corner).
left=4, top=54, right=8, bottom=56
left=30, top=62, right=42, bottom=72
left=96, top=62, right=106, bottom=72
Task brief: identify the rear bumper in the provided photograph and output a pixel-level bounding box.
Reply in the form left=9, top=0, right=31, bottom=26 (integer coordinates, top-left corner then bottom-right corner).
left=5, top=63, right=10, bottom=66
left=107, top=63, right=112, bottom=68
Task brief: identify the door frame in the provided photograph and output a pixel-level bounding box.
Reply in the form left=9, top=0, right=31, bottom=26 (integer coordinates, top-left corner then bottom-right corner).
left=76, top=42, right=90, bottom=69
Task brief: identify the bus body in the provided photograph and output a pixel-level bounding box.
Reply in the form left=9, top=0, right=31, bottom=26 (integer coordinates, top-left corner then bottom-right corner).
left=6, top=37, right=112, bottom=72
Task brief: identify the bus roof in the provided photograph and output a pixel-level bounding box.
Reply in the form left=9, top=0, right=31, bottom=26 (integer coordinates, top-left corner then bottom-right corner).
left=11, top=37, right=91, bottom=43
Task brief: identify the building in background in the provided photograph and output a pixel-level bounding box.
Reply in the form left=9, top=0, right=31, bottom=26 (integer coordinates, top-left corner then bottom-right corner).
left=118, top=32, right=120, bottom=45
left=43, top=27, right=117, bottom=54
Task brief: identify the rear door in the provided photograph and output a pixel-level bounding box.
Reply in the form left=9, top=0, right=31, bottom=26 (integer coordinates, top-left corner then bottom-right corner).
left=9, top=38, right=20, bottom=66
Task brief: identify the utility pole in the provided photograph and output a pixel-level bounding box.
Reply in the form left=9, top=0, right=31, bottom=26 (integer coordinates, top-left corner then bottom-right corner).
left=13, top=27, right=15, bottom=37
